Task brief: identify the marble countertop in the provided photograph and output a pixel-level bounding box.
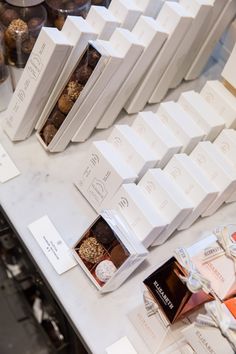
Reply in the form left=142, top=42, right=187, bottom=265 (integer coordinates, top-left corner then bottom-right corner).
left=0, top=58, right=234, bottom=354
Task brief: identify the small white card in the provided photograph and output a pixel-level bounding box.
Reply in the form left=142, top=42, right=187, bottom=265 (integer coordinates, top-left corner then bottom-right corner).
left=28, top=215, right=77, bottom=275
left=0, top=144, right=20, bottom=183
left=106, top=336, right=137, bottom=354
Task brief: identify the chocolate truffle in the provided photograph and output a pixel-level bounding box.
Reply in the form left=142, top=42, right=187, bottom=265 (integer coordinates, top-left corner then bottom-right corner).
left=42, top=124, right=57, bottom=145
left=27, top=17, right=43, bottom=34
left=78, top=237, right=104, bottom=264
left=110, top=244, right=128, bottom=268
left=92, top=220, right=115, bottom=245
left=21, top=36, right=36, bottom=54
left=67, top=81, right=83, bottom=101
left=95, top=260, right=116, bottom=283
left=48, top=109, right=65, bottom=129
left=1, top=9, right=19, bottom=27
left=88, top=48, right=100, bottom=69
left=58, top=93, right=74, bottom=114
left=75, top=64, right=93, bottom=85
left=5, top=19, right=28, bottom=48
left=54, top=16, right=65, bottom=30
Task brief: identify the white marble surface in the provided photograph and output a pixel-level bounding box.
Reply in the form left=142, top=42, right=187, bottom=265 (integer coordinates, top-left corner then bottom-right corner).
left=0, top=58, right=234, bottom=354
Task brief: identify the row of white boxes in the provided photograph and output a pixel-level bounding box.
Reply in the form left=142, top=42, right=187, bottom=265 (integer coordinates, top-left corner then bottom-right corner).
left=3, top=0, right=235, bottom=152
left=75, top=80, right=236, bottom=248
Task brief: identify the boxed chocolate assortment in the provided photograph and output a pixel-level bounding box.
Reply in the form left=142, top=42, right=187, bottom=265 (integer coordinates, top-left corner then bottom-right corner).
left=37, top=39, right=123, bottom=152
left=72, top=210, right=148, bottom=293
left=143, top=248, right=214, bottom=324
left=3, top=27, right=73, bottom=141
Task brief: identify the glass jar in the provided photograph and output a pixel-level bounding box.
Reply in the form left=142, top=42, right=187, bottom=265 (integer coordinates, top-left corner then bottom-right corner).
left=91, top=0, right=111, bottom=7
left=0, top=1, right=47, bottom=68
left=45, top=0, right=91, bottom=30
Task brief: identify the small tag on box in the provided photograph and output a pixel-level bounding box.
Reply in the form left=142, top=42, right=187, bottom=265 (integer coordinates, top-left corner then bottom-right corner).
left=0, top=144, right=19, bottom=183
left=28, top=215, right=77, bottom=275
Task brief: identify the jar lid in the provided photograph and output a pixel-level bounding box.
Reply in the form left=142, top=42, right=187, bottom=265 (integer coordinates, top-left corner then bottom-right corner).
left=5, top=0, right=44, bottom=6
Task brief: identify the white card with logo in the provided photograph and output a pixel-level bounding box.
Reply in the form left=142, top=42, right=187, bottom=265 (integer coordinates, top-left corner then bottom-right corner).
left=0, top=144, right=20, bottom=183
left=28, top=215, right=77, bottom=274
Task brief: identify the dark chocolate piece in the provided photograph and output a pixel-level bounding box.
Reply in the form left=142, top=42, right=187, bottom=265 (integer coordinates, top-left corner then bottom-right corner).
left=110, top=244, right=128, bottom=268
left=75, top=64, right=93, bottom=85
left=92, top=220, right=115, bottom=245
left=42, top=124, right=57, bottom=145
left=48, top=109, right=66, bottom=129
left=1, top=9, right=18, bottom=27
left=88, top=48, right=100, bottom=69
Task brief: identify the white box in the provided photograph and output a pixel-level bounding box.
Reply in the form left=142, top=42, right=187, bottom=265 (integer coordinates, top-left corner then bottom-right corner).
left=124, top=2, right=192, bottom=114
left=138, top=169, right=193, bottom=246
left=133, top=0, right=163, bottom=18
left=214, top=129, right=236, bottom=203
left=0, top=75, right=13, bottom=112
left=47, top=40, right=123, bottom=152
left=200, top=80, right=236, bottom=129
left=131, top=111, right=182, bottom=168
left=9, top=67, right=23, bottom=90
left=108, top=183, right=167, bottom=248
left=72, top=210, right=148, bottom=293
left=94, top=16, right=167, bottom=129
left=35, top=17, right=97, bottom=131
left=178, top=91, right=225, bottom=141
left=164, top=154, right=219, bottom=229
left=186, top=0, right=236, bottom=80
left=190, top=141, right=236, bottom=216
left=72, top=28, right=144, bottom=140
left=107, top=125, right=157, bottom=179
left=156, top=101, right=205, bottom=154
left=109, top=0, right=142, bottom=30
left=86, top=6, right=120, bottom=40
left=74, top=141, right=137, bottom=213
left=150, top=0, right=213, bottom=102
left=3, top=28, right=72, bottom=141
left=222, top=41, right=236, bottom=91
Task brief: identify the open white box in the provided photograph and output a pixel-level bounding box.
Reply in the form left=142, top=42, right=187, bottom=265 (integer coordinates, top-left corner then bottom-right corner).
left=107, top=125, right=157, bottom=179
left=156, top=101, right=205, bottom=154
left=200, top=80, right=236, bottom=129
left=72, top=210, right=148, bottom=293
left=222, top=41, right=236, bottom=91
left=214, top=129, right=236, bottom=203
left=35, top=17, right=97, bottom=132
left=185, top=0, right=236, bottom=80
left=124, top=2, right=192, bottom=114
left=94, top=15, right=167, bottom=130
left=48, top=40, right=123, bottom=152
left=109, top=0, right=142, bottom=30
left=190, top=141, right=236, bottom=216
left=72, top=28, right=144, bottom=142
left=164, top=154, right=219, bottom=229
left=149, top=0, right=213, bottom=102
left=131, top=111, right=182, bottom=168
left=86, top=5, right=120, bottom=40
left=138, top=169, right=193, bottom=246
left=3, top=28, right=72, bottom=142
left=178, top=90, right=225, bottom=141
left=74, top=141, right=137, bottom=213
left=108, top=183, right=167, bottom=248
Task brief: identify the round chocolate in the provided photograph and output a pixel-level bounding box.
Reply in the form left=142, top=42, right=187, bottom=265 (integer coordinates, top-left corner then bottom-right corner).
left=88, top=48, right=100, bottom=69
left=75, top=64, right=93, bottom=85
left=42, top=124, right=57, bottom=145
left=95, top=260, right=116, bottom=283
left=110, top=244, right=128, bottom=268
left=1, top=9, right=19, bottom=27
left=48, top=109, right=65, bottom=129
left=54, top=16, right=65, bottom=30
left=67, top=80, right=83, bottom=101
left=92, top=220, right=115, bottom=245
left=5, top=19, right=28, bottom=48
left=78, top=237, right=104, bottom=264
left=27, top=17, right=43, bottom=33
left=58, top=93, right=74, bottom=114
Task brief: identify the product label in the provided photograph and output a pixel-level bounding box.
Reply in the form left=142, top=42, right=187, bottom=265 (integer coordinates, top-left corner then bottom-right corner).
left=0, top=144, right=20, bottom=183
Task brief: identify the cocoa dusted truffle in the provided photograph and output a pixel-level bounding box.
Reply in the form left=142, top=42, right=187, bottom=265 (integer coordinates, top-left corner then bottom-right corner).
left=92, top=220, right=115, bottom=245
left=5, top=19, right=28, bottom=49
left=95, top=260, right=117, bottom=283
left=110, top=244, right=128, bottom=268
left=48, top=109, right=66, bottom=129
left=67, top=81, right=83, bottom=101
left=78, top=237, right=104, bottom=264
left=75, top=64, right=93, bottom=85
left=58, top=93, right=74, bottom=114
left=1, top=9, right=18, bottom=27
left=88, top=48, right=100, bottom=69
left=42, top=124, right=57, bottom=145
